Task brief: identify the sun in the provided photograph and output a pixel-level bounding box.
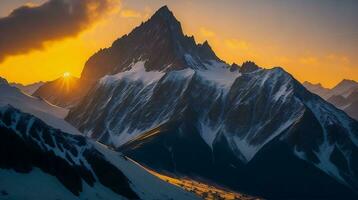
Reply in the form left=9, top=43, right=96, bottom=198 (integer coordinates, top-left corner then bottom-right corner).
left=63, top=72, right=71, bottom=78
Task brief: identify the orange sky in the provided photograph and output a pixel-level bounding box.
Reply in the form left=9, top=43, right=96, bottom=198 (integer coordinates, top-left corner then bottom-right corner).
left=0, top=0, right=357, bottom=88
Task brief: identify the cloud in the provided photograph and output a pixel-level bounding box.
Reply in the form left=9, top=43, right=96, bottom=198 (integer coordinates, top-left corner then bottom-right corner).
left=199, top=27, right=215, bottom=38
left=326, top=53, right=350, bottom=64
left=120, top=9, right=142, bottom=18
left=299, top=56, right=319, bottom=65
left=224, top=39, right=249, bottom=51
left=0, top=0, right=118, bottom=62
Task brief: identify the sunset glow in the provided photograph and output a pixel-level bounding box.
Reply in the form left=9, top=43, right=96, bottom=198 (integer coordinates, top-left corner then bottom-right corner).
left=0, top=0, right=357, bottom=88
left=63, top=72, right=71, bottom=78
left=1, top=1, right=357, bottom=198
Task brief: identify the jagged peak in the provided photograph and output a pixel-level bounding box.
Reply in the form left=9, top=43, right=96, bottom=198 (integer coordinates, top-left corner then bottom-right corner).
left=303, top=81, right=323, bottom=88
left=229, top=63, right=240, bottom=72
left=339, top=79, right=357, bottom=85
left=0, top=77, right=8, bottom=85
left=201, top=40, right=209, bottom=46
left=333, top=79, right=358, bottom=90
left=239, top=61, right=261, bottom=73
left=154, top=5, right=173, bottom=18
left=198, top=40, right=211, bottom=49
left=151, top=5, right=180, bottom=26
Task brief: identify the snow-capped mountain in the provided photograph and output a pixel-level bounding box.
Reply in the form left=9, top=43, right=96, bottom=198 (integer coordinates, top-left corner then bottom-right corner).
left=0, top=105, right=199, bottom=200
left=66, top=6, right=358, bottom=199
left=10, top=81, right=44, bottom=95
left=304, top=79, right=358, bottom=120
left=0, top=77, right=80, bottom=134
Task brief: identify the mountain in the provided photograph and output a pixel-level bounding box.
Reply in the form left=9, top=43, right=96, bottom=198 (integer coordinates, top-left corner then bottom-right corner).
left=66, top=6, right=358, bottom=199
left=0, top=105, right=199, bottom=200
left=304, top=79, right=358, bottom=100
left=34, top=6, right=222, bottom=108
left=302, top=81, right=331, bottom=99
left=328, top=90, right=358, bottom=120
left=33, top=75, right=80, bottom=108
left=304, top=80, right=358, bottom=120
left=10, top=81, right=44, bottom=95
left=0, top=77, right=80, bottom=134
left=330, top=79, right=358, bottom=98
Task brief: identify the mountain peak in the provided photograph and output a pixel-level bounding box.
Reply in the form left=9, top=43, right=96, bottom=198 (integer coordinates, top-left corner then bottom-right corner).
left=340, top=79, right=357, bottom=85
left=239, top=61, right=260, bottom=73
left=303, top=81, right=323, bottom=88
left=151, top=5, right=181, bottom=29
left=154, top=5, right=173, bottom=17
left=229, top=63, right=240, bottom=72
left=333, top=79, right=358, bottom=90
left=0, top=77, right=8, bottom=85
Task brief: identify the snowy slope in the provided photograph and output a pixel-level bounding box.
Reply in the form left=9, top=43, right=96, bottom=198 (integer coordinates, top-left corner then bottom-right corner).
left=0, top=77, right=80, bottom=135
left=10, top=81, right=44, bottom=95
left=0, top=105, right=199, bottom=200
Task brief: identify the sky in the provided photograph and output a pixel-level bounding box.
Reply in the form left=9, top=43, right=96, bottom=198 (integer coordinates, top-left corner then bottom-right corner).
left=0, top=0, right=357, bottom=88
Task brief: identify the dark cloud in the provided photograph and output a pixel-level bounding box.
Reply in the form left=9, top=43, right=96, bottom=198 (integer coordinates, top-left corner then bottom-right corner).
left=0, top=0, right=116, bottom=62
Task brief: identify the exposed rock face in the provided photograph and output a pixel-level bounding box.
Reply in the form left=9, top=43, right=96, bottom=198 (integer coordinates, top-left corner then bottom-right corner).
left=239, top=61, right=260, bottom=73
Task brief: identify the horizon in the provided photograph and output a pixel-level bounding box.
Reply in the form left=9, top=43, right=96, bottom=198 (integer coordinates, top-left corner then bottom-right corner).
left=0, top=0, right=357, bottom=88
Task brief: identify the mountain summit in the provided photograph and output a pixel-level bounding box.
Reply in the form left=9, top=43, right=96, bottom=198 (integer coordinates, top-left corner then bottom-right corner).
left=81, top=5, right=222, bottom=82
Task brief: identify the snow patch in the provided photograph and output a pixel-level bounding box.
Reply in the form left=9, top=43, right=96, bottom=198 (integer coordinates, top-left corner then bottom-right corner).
left=197, top=60, right=240, bottom=90
left=100, top=61, right=165, bottom=86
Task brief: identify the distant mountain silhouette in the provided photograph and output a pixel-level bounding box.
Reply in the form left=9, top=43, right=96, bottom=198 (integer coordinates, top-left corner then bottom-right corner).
left=33, top=75, right=80, bottom=108
left=304, top=79, right=358, bottom=120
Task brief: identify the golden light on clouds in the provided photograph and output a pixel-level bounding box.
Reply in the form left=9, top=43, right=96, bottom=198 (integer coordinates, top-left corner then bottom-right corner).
left=224, top=39, right=250, bottom=51
left=199, top=27, right=216, bottom=38
left=0, top=0, right=120, bottom=62
left=120, top=9, right=142, bottom=18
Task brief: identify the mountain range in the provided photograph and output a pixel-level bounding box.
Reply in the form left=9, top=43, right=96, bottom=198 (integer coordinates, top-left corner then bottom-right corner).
left=64, top=6, right=358, bottom=199
left=10, top=81, right=44, bottom=95
left=304, top=80, right=358, bottom=120
left=0, top=77, right=79, bottom=134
